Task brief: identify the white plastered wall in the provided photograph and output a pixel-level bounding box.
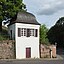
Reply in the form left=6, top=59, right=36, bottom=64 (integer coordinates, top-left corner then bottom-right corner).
left=8, top=23, right=40, bottom=59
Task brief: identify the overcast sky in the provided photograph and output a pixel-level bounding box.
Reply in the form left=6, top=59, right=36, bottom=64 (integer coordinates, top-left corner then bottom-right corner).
left=24, top=0, right=64, bottom=28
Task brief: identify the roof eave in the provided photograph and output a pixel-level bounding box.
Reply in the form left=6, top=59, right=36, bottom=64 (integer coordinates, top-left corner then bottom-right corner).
left=8, top=22, right=40, bottom=26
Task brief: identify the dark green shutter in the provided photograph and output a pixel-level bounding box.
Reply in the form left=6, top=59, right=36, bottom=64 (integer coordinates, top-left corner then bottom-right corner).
left=18, top=28, right=21, bottom=37
left=35, top=29, right=38, bottom=37
left=27, top=29, right=30, bottom=37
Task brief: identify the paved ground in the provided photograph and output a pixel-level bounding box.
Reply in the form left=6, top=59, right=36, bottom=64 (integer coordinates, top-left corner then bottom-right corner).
left=56, top=48, right=64, bottom=59
left=0, top=59, right=64, bottom=64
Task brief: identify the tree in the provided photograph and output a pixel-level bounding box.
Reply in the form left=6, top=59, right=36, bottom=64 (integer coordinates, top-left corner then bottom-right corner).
left=47, top=17, right=64, bottom=47
left=40, top=24, right=49, bottom=45
left=0, top=0, right=26, bottom=31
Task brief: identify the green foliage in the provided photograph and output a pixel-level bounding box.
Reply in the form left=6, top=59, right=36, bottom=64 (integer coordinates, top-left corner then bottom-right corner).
left=47, top=17, right=64, bottom=47
left=56, top=17, right=64, bottom=25
left=0, top=34, right=8, bottom=40
left=40, top=24, right=49, bottom=45
left=0, top=26, right=9, bottom=40
left=0, top=0, right=26, bottom=21
left=0, top=0, right=26, bottom=30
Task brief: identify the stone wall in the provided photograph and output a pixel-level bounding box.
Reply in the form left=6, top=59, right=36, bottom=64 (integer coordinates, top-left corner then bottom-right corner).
left=49, top=45, right=56, bottom=58
left=0, top=40, right=56, bottom=59
left=40, top=44, right=56, bottom=58
left=0, top=40, right=15, bottom=59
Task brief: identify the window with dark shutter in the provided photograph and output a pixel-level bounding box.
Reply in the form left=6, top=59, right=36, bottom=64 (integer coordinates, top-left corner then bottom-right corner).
left=35, top=29, right=38, bottom=37
left=30, top=29, right=34, bottom=36
left=27, top=29, right=30, bottom=37
left=18, top=28, right=21, bottom=37
left=18, top=28, right=38, bottom=37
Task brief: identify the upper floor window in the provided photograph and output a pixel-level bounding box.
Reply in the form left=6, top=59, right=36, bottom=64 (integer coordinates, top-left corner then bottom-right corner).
left=21, top=28, right=23, bottom=36
left=30, top=29, right=34, bottom=36
left=24, top=28, right=27, bottom=36
left=18, top=28, right=38, bottom=37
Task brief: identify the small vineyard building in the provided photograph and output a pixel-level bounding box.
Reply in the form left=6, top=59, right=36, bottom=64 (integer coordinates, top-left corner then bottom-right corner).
left=8, top=11, right=40, bottom=59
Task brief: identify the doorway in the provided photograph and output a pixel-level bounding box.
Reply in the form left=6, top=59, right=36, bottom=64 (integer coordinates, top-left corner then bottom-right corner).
left=26, top=47, right=31, bottom=58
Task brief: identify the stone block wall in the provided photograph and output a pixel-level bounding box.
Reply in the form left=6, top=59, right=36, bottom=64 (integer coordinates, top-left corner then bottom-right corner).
left=49, top=45, right=56, bottom=58
left=40, top=44, right=56, bottom=58
left=0, top=40, right=56, bottom=59
left=0, top=40, right=15, bottom=59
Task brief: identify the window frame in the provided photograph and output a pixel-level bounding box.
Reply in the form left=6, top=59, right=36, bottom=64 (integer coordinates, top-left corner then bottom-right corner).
left=18, top=28, right=38, bottom=37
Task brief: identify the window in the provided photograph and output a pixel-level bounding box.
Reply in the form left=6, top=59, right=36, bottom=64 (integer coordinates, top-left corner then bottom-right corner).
left=18, top=28, right=25, bottom=37
left=18, top=28, right=38, bottom=37
left=27, top=29, right=30, bottom=37
left=24, top=28, right=27, bottom=36
left=21, top=28, right=23, bottom=36
left=30, top=29, right=34, bottom=36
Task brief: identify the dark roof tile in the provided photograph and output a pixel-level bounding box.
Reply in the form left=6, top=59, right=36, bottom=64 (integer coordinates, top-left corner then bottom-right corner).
left=9, top=11, right=40, bottom=25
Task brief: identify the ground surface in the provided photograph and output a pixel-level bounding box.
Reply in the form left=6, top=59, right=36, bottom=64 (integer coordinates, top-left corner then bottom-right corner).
left=0, top=59, right=64, bottom=64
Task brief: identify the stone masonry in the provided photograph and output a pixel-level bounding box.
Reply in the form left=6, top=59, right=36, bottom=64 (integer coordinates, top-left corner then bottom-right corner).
left=0, top=40, right=15, bottom=59
left=40, top=44, right=56, bottom=58
left=0, top=40, right=56, bottom=59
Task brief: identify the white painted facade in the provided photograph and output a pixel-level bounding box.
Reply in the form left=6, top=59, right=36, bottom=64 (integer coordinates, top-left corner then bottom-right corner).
left=8, top=23, right=40, bottom=59
left=8, top=24, right=15, bottom=40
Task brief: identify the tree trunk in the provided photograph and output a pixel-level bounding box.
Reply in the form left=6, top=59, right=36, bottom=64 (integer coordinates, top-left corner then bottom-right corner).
left=0, top=22, right=2, bottom=32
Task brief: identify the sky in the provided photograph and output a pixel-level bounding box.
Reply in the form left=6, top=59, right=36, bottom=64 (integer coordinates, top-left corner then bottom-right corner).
left=24, top=0, right=64, bottom=28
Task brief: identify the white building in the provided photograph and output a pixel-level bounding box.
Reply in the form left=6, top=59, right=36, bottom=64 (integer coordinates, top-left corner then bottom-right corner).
left=8, top=11, right=40, bottom=59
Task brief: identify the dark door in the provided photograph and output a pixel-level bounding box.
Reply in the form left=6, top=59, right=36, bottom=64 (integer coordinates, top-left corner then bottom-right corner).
left=26, top=48, right=31, bottom=58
